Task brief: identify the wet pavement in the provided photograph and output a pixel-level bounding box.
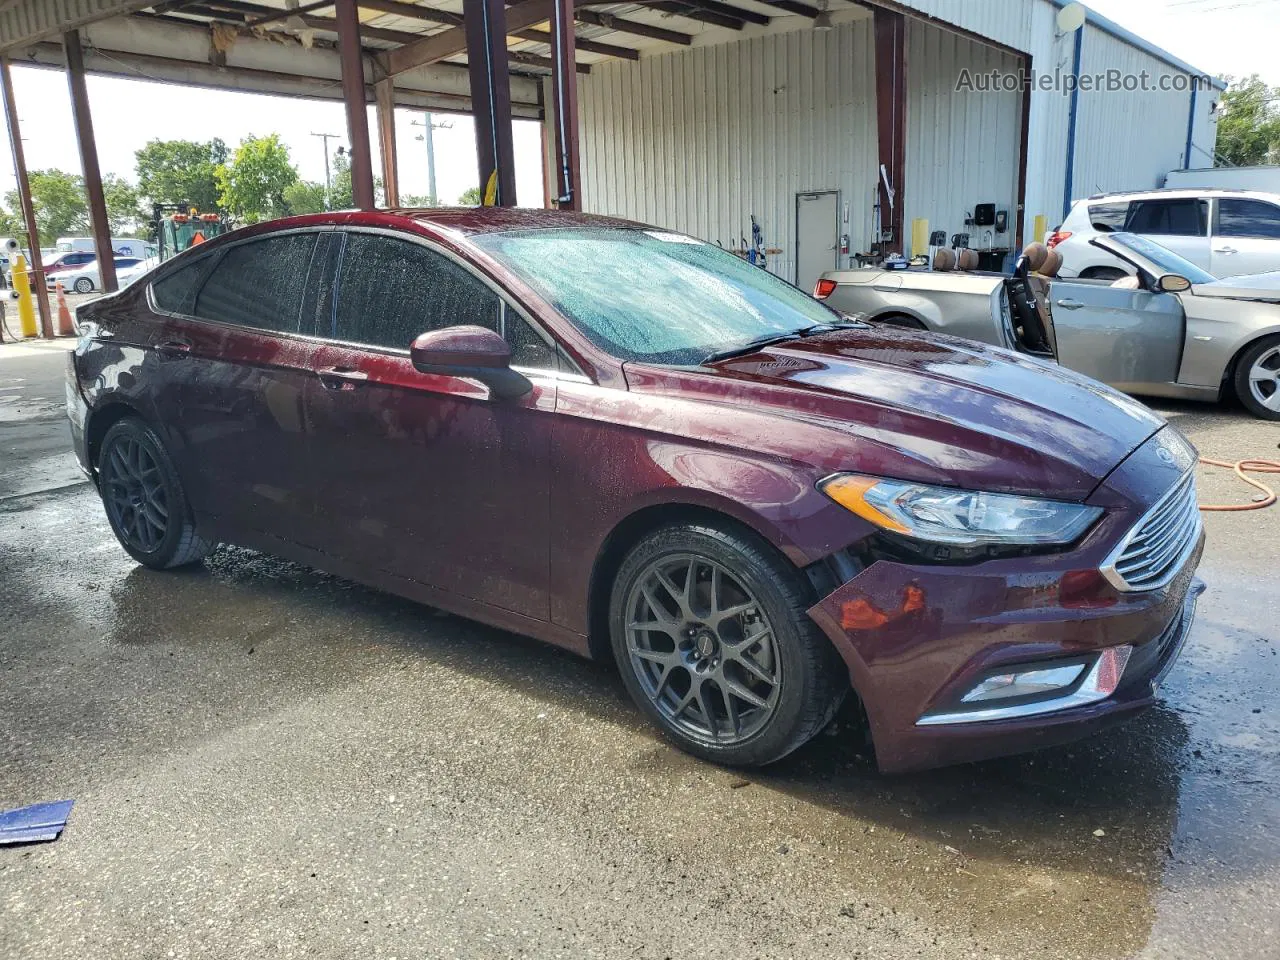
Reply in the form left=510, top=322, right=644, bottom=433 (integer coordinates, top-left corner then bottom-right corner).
left=2, top=342, right=1278, bottom=959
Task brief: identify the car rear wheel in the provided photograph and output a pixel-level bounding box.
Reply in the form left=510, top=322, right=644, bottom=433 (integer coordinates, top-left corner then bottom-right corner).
left=1234, top=335, right=1280, bottom=420
left=98, top=418, right=212, bottom=569
left=73, top=277, right=93, bottom=294
left=609, top=523, right=846, bottom=767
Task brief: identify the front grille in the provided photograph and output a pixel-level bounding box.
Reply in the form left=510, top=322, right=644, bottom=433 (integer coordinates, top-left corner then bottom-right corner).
left=1102, top=470, right=1202, bottom=592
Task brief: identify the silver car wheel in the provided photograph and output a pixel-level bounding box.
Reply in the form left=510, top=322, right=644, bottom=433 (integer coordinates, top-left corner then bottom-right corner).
left=1247, top=346, right=1280, bottom=412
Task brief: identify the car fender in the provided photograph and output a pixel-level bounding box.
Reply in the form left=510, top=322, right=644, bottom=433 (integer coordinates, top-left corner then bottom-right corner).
left=1179, top=297, right=1280, bottom=389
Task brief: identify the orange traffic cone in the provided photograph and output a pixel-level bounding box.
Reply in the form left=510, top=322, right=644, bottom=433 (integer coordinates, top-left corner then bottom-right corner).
left=55, top=281, right=75, bottom=337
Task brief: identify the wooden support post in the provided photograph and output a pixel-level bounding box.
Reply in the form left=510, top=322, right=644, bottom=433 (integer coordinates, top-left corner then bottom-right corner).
left=0, top=57, right=52, bottom=338
left=464, top=0, right=517, bottom=206
left=375, top=79, right=399, bottom=207
left=335, top=0, right=375, bottom=210
left=873, top=7, right=906, bottom=255
left=549, top=0, right=581, bottom=209
left=64, top=30, right=117, bottom=296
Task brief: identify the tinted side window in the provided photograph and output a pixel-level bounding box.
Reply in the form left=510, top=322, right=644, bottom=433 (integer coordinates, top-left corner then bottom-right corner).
left=1216, top=199, right=1280, bottom=240
left=333, top=234, right=500, bottom=350
left=1087, top=201, right=1129, bottom=231
left=502, top=305, right=556, bottom=370
left=193, top=234, right=318, bottom=333
left=151, top=261, right=208, bottom=314
left=1125, top=199, right=1207, bottom=236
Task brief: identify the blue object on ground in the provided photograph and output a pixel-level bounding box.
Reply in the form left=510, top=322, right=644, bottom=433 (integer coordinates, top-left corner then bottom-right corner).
left=0, top=800, right=74, bottom=845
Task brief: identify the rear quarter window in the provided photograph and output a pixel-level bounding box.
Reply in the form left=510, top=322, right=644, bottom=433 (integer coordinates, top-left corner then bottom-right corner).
left=1087, top=202, right=1129, bottom=231
left=150, top=261, right=208, bottom=315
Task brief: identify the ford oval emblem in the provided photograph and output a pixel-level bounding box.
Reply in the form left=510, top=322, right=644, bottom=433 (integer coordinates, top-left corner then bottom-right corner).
left=1156, top=446, right=1176, bottom=465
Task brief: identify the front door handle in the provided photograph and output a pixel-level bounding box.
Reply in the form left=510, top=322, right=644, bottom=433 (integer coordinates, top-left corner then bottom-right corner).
left=156, top=339, right=191, bottom=357
left=1055, top=298, right=1084, bottom=310
left=317, top=365, right=369, bottom=390
left=1213, top=246, right=1237, bottom=254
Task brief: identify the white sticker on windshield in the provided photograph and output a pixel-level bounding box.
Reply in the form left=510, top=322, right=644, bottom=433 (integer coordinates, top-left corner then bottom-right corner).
left=643, top=231, right=704, bottom=245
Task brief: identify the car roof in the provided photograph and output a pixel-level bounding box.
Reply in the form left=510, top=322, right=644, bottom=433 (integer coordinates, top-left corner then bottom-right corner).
left=1079, top=188, right=1280, bottom=203
left=237, top=207, right=652, bottom=240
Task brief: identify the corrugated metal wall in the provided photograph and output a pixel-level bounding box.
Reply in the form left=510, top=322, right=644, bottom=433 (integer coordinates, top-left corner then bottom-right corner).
left=0, top=0, right=146, bottom=53
left=579, top=15, right=879, bottom=282
left=903, top=18, right=1024, bottom=255
left=1072, top=23, right=1205, bottom=197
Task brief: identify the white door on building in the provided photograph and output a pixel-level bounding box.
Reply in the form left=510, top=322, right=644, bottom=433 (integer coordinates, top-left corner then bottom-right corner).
left=796, top=191, right=839, bottom=295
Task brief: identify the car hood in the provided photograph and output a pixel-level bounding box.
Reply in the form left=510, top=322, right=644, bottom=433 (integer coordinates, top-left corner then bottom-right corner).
left=627, top=327, right=1165, bottom=500
left=1192, top=271, right=1280, bottom=302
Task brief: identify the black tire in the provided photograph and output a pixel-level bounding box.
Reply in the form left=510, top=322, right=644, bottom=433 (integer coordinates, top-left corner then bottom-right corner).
left=875, top=312, right=927, bottom=330
left=97, top=417, right=212, bottom=569
left=73, top=277, right=94, bottom=294
left=609, top=523, right=847, bottom=767
left=1079, top=266, right=1127, bottom=282
left=1233, top=334, right=1280, bottom=421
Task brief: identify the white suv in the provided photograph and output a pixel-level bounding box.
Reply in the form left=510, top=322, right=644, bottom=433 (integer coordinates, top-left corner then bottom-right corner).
left=1049, top=188, right=1280, bottom=280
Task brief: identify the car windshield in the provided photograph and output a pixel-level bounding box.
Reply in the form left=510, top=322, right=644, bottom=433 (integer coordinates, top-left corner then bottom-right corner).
left=471, top=227, right=840, bottom=364
left=1105, top=231, right=1217, bottom=284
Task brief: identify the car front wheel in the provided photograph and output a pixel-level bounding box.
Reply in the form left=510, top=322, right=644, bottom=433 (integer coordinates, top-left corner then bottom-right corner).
left=1235, top=335, right=1280, bottom=420
left=609, top=523, right=846, bottom=766
left=97, top=417, right=212, bottom=569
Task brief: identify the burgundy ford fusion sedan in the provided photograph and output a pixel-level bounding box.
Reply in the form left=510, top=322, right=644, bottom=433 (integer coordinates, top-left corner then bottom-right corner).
left=66, top=209, right=1205, bottom=773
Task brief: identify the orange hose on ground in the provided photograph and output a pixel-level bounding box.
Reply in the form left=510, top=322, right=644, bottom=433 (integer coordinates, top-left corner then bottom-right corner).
left=1198, top=457, right=1280, bottom=512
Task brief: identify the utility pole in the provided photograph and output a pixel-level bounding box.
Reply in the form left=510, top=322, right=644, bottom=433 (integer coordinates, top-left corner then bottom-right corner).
left=410, top=113, right=452, bottom=205
left=310, top=131, right=341, bottom=209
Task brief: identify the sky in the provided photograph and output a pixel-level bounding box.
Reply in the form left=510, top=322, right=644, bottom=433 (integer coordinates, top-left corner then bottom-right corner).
left=0, top=0, right=1274, bottom=209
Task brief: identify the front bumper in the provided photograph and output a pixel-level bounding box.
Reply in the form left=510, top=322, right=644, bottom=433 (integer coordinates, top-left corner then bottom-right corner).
left=806, top=427, right=1205, bottom=773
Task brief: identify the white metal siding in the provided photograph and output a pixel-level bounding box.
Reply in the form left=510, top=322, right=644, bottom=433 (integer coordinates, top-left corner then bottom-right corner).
left=904, top=18, right=1023, bottom=255
left=895, top=0, right=1036, bottom=55
left=1072, top=23, right=1203, bottom=198
left=0, top=0, right=148, bottom=53
left=579, top=16, right=879, bottom=282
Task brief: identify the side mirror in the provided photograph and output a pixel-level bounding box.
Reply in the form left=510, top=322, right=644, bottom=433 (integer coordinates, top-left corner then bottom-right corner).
left=410, top=325, right=532, bottom=400
left=1157, top=273, right=1191, bottom=293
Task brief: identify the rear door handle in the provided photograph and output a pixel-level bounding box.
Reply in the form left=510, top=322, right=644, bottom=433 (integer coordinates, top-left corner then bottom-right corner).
left=1055, top=299, right=1084, bottom=310
left=1213, top=246, right=1237, bottom=254
left=317, top=365, right=369, bottom=390
left=156, top=339, right=191, bottom=356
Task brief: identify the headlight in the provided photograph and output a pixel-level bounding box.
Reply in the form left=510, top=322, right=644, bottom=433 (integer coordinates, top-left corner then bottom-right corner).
left=820, top=474, right=1102, bottom=546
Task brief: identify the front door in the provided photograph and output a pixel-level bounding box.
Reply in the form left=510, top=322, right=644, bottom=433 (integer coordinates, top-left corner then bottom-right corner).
left=796, top=191, right=839, bottom=295
left=1048, top=279, right=1185, bottom=389
left=304, top=231, right=556, bottom=621
left=1211, top=196, right=1280, bottom=277
left=146, top=230, right=328, bottom=545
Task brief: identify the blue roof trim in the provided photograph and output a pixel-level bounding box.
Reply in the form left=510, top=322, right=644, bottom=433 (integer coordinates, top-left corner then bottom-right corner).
left=1050, top=0, right=1227, bottom=91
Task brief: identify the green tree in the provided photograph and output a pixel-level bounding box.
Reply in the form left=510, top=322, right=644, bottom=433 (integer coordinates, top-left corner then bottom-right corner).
left=399, top=193, right=435, bottom=207
left=283, top=179, right=327, bottom=215
left=1215, top=74, right=1280, bottom=167
left=134, top=138, right=227, bottom=212
left=329, top=150, right=354, bottom=209
left=457, top=186, right=482, bottom=206
left=103, top=174, right=144, bottom=236
left=216, top=134, right=299, bottom=223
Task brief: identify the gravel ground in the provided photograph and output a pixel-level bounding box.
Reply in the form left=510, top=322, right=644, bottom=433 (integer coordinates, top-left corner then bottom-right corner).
left=2, top=339, right=1277, bottom=959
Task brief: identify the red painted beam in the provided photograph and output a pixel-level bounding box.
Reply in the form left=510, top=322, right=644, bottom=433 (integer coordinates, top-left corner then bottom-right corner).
left=873, top=7, right=906, bottom=255
left=64, top=30, right=117, bottom=295
left=335, top=0, right=376, bottom=210
left=550, top=0, right=581, bottom=210
left=465, top=0, right=518, bottom=207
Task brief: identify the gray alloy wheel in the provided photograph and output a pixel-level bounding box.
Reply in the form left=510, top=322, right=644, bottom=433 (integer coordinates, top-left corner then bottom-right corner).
left=73, top=276, right=93, bottom=294
left=97, top=418, right=212, bottom=569
left=609, top=524, right=847, bottom=767
left=1235, top=336, right=1280, bottom=421
left=624, top=553, right=782, bottom=746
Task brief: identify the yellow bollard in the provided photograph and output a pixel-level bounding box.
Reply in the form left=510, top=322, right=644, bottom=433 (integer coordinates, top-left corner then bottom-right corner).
left=12, top=253, right=37, bottom=338
left=910, top=218, right=929, bottom=259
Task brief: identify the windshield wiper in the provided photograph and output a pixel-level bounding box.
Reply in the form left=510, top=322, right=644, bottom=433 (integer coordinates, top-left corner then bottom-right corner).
left=701, top=321, right=862, bottom=366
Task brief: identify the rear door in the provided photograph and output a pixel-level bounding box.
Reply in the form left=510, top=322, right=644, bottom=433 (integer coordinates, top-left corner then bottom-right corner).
left=146, top=229, right=330, bottom=545
left=1047, top=279, right=1185, bottom=388
left=1125, top=197, right=1211, bottom=270
left=1211, top=197, right=1280, bottom=277
left=304, top=230, right=557, bottom=620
